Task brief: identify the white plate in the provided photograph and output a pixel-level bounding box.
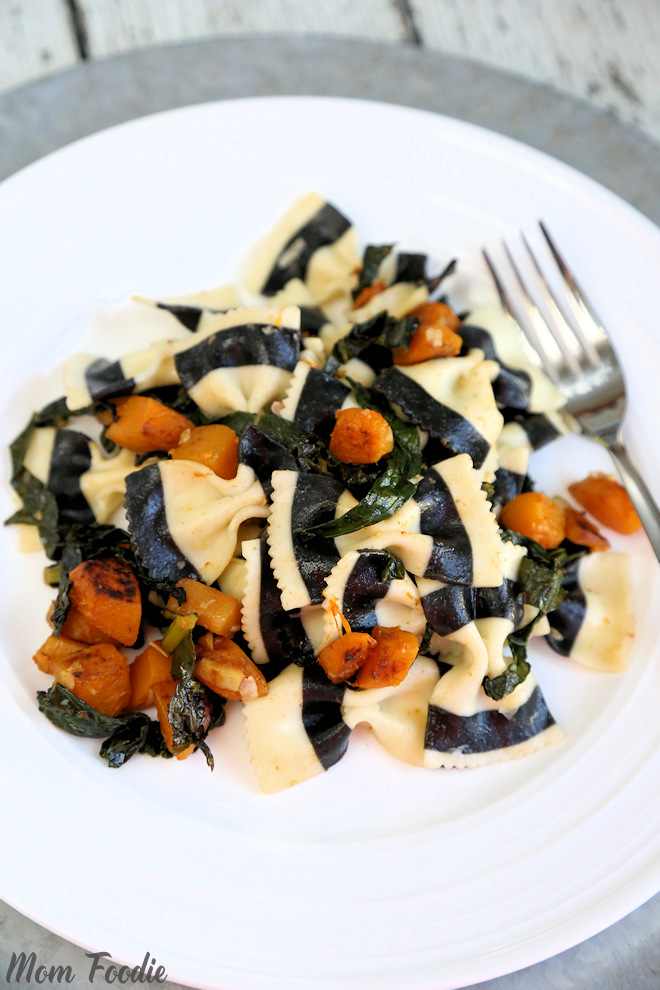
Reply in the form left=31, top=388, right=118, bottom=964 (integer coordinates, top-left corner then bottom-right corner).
left=1, top=97, right=659, bottom=990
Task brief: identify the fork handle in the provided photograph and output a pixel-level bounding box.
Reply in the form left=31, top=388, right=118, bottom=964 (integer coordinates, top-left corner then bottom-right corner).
left=608, top=441, right=660, bottom=563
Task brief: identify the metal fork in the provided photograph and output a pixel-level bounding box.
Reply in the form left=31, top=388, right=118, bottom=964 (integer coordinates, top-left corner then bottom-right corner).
left=483, top=224, right=660, bottom=562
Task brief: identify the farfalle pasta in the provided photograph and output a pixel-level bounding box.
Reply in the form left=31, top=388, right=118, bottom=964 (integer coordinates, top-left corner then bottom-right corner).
left=7, top=194, right=635, bottom=790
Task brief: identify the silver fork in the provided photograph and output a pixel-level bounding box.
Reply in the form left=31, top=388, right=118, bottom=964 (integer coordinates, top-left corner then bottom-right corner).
left=483, top=224, right=660, bottom=562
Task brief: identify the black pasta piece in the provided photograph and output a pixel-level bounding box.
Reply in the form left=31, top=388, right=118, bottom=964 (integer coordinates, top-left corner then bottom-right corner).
left=287, top=366, right=351, bottom=438
left=302, top=663, right=351, bottom=771
left=85, top=358, right=135, bottom=403
left=373, top=367, right=491, bottom=470
left=421, top=579, right=524, bottom=636
left=124, top=463, right=200, bottom=583
left=425, top=685, right=556, bottom=755
left=175, top=323, right=300, bottom=390
left=414, top=468, right=473, bottom=584
left=458, top=324, right=532, bottom=410
left=48, top=429, right=96, bottom=528
left=290, top=473, right=344, bottom=604
left=544, top=559, right=587, bottom=657
left=239, top=425, right=298, bottom=497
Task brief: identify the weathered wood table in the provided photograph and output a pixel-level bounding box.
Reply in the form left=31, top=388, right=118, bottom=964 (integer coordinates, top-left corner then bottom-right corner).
left=0, top=31, right=659, bottom=990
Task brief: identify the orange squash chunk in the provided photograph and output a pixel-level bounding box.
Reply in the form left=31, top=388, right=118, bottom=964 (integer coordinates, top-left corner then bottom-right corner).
left=129, top=641, right=172, bottom=709
left=354, top=626, right=419, bottom=689
left=393, top=301, right=462, bottom=365
left=151, top=678, right=194, bottom=759
left=166, top=579, right=241, bottom=637
left=69, top=558, right=142, bottom=646
left=499, top=492, right=566, bottom=549
left=54, top=603, right=120, bottom=646
left=52, top=644, right=131, bottom=717
left=170, top=424, right=239, bottom=479
left=353, top=279, right=387, bottom=310
left=568, top=473, right=642, bottom=535
left=329, top=408, right=394, bottom=465
left=33, top=634, right=88, bottom=674
left=563, top=505, right=610, bottom=552
left=105, top=396, right=193, bottom=453
left=317, top=631, right=377, bottom=684
left=194, top=636, right=267, bottom=702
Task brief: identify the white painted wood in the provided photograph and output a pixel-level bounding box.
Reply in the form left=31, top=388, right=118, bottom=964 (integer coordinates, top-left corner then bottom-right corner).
left=0, top=0, right=78, bottom=92
left=78, top=0, right=405, bottom=56
left=414, top=0, right=660, bottom=141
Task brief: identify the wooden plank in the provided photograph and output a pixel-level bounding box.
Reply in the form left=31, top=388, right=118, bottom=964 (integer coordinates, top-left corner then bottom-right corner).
left=78, top=0, right=405, bottom=56
left=413, top=0, right=660, bottom=141
left=0, top=0, right=78, bottom=93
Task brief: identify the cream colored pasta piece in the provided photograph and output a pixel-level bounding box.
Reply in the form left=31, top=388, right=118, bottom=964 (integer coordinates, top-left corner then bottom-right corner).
left=242, top=664, right=325, bottom=793
left=158, top=460, right=269, bottom=585
left=341, top=657, right=441, bottom=766
left=80, top=445, right=141, bottom=524
left=350, top=281, right=428, bottom=323
left=556, top=552, right=634, bottom=672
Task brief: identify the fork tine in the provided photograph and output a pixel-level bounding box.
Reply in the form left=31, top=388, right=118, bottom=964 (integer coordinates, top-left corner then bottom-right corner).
left=520, top=231, right=601, bottom=370
left=500, top=241, right=580, bottom=378
left=481, top=247, right=556, bottom=381
left=538, top=221, right=609, bottom=360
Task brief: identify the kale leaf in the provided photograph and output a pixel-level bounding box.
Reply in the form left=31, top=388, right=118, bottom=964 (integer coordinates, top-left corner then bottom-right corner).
left=352, top=244, right=394, bottom=299
left=482, top=657, right=531, bottom=701
left=324, top=311, right=419, bottom=374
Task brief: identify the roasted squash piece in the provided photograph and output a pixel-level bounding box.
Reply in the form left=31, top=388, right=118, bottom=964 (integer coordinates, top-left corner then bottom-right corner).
left=354, top=625, right=419, bottom=689
left=194, top=636, right=267, bottom=701
left=568, top=473, right=642, bottom=534
left=129, top=641, right=171, bottom=709
left=151, top=678, right=194, bottom=759
left=33, top=634, right=87, bottom=675
left=393, top=301, right=462, bottom=365
left=329, top=408, right=394, bottom=465
left=563, top=505, right=610, bottom=552
left=105, top=395, right=193, bottom=453
left=51, top=643, right=131, bottom=717
left=353, top=279, right=387, bottom=310
left=51, top=603, right=120, bottom=646
left=317, top=631, right=376, bottom=684
left=170, top=424, right=239, bottom=479
left=166, top=579, right=241, bottom=638
left=69, top=558, right=142, bottom=646
left=499, top=492, right=566, bottom=549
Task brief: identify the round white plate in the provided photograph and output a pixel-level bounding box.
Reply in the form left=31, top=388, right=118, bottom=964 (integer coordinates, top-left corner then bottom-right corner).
left=1, top=97, right=659, bottom=990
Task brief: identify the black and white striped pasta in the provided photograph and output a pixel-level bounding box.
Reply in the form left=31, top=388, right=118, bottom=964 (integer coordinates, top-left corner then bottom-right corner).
left=322, top=548, right=426, bottom=646
left=278, top=362, right=351, bottom=438
left=423, top=682, right=562, bottom=768
left=241, top=538, right=314, bottom=670
left=243, top=193, right=358, bottom=304
left=545, top=552, right=634, bottom=671
left=23, top=426, right=95, bottom=528
left=125, top=460, right=268, bottom=585
left=268, top=470, right=345, bottom=609
left=373, top=350, right=503, bottom=476
left=242, top=662, right=350, bottom=793
left=173, top=312, right=301, bottom=418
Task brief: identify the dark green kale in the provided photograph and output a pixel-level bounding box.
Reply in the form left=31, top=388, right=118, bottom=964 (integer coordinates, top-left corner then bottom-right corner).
left=303, top=379, right=422, bottom=538
left=218, top=411, right=257, bottom=437
left=166, top=632, right=226, bottom=768
left=482, top=657, right=531, bottom=701
left=352, top=244, right=394, bottom=299
left=482, top=530, right=588, bottom=700
left=37, top=683, right=171, bottom=767
left=5, top=413, right=60, bottom=559
left=324, top=311, right=419, bottom=375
